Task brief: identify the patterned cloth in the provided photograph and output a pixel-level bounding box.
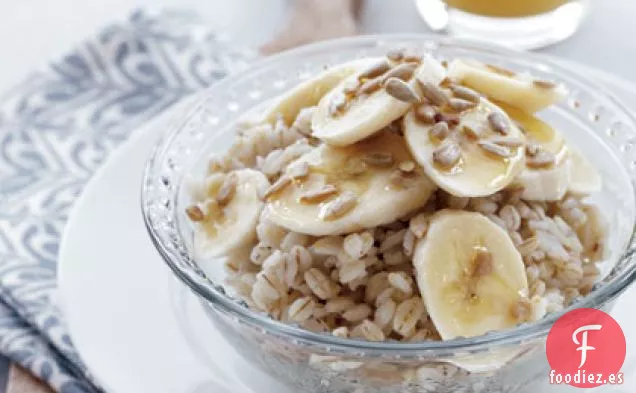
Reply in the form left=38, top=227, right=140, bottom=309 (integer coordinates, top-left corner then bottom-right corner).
left=0, top=9, right=252, bottom=392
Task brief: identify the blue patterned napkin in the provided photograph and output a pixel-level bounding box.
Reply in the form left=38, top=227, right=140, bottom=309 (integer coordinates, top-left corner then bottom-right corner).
left=0, top=9, right=252, bottom=392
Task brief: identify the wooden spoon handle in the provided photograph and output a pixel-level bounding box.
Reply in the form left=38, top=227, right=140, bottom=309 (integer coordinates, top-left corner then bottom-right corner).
left=260, top=0, right=363, bottom=55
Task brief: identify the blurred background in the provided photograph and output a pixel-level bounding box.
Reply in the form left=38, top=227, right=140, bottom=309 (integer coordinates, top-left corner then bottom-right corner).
left=0, top=0, right=634, bottom=392
left=0, top=0, right=634, bottom=92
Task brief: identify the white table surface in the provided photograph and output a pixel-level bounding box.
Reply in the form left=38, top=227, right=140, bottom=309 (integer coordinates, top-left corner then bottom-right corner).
left=2, top=0, right=635, bottom=92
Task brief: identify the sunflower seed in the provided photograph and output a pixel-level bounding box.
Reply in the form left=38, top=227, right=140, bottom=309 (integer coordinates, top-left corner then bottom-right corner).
left=414, top=105, right=437, bottom=124
left=186, top=205, right=204, bottom=221
left=526, top=142, right=541, bottom=156
left=533, top=79, right=557, bottom=89
left=485, top=64, right=516, bottom=77
left=363, top=152, right=394, bottom=167
left=385, top=77, right=421, bottom=103
left=300, top=184, right=338, bottom=203
left=216, top=173, right=238, bottom=205
left=359, top=59, right=391, bottom=80
left=450, top=85, right=481, bottom=103
left=403, top=52, right=423, bottom=63
left=478, top=141, right=513, bottom=158
left=387, top=49, right=405, bottom=61
left=471, top=249, right=493, bottom=277
left=398, top=161, right=416, bottom=172
left=389, top=170, right=412, bottom=189
left=343, top=80, right=360, bottom=95
left=526, top=150, right=555, bottom=168
left=382, top=63, right=417, bottom=82
left=263, top=175, right=291, bottom=199
left=488, top=112, right=510, bottom=135
left=448, top=98, right=477, bottom=112
left=329, top=93, right=347, bottom=116
left=344, top=157, right=368, bottom=176
left=416, top=81, right=449, bottom=106
left=321, top=191, right=358, bottom=220
left=461, top=120, right=487, bottom=139
left=359, top=77, right=383, bottom=94
left=436, top=113, right=461, bottom=127
left=430, top=122, right=450, bottom=140
left=433, top=142, right=461, bottom=167
left=288, top=161, right=310, bottom=179
left=489, top=136, right=524, bottom=147
left=204, top=200, right=224, bottom=221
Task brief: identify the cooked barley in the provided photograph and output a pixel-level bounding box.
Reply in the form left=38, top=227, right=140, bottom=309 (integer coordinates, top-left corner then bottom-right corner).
left=305, top=268, right=340, bottom=300
left=342, top=304, right=373, bottom=323
left=332, top=326, right=349, bottom=338
left=343, top=231, right=375, bottom=259
left=409, top=213, right=429, bottom=238
left=357, top=319, right=385, bottom=341
left=325, top=297, right=356, bottom=314
left=393, top=297, right=425, bottom=337
left=288, top=297, right=315, bottom=322
left=339, top=260, right=367, bottom=284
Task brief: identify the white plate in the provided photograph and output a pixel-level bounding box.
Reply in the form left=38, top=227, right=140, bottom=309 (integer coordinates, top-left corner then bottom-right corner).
left=58, top=96, right=289, bottom=393
left=59, top=66, right=636, bottom=393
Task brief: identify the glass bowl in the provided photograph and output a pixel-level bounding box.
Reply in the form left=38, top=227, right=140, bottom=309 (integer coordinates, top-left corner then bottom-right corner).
left=142, top=35, right=636, bottom=392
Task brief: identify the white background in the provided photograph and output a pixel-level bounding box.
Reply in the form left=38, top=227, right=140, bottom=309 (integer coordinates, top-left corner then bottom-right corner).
left=1, top=0, right=635, bottom=92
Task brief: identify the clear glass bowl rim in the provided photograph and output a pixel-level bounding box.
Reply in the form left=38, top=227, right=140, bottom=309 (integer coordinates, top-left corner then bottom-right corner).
left=142, top=34, right=636, bottom=355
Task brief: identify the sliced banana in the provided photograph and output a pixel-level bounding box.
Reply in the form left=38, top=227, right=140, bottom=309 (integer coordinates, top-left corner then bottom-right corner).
left=404, top=98, right=526, bottom=197
left=190, top=169, right=270, bottom=258
left=569, top=148, right=602, bottom=195
left=413, top=210, right=529, bottom=340
left=260, top=59, right=372, bottom=126
left=502, top=103, right=572, bottom=201
left=312, top=55, right=446, bottom=146
left=264, top=131, right=436, bottom=236
left=448, top=59, right=567, bottom=114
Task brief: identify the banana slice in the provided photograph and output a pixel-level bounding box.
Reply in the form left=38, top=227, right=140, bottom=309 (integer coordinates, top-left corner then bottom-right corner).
left=502, top=103, right=572, bottom=201
left=448, top=59, right=567, bottom=114
left=569, top=148, right=602, bottom=195
left=189, top=169, right=270, bottom=258
left=260, top=59, right=372, bottom=126
left=264, top=131, right=436, bottom=236
left=312, top=55, right=446, bottom=146
left=413, top=210, right=529, bottom=340
left=404, top=98, right=526, bottom=197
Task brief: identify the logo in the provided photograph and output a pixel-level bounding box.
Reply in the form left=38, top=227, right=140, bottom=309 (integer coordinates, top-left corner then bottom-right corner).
left=546, top=308, right=626, bottom=388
